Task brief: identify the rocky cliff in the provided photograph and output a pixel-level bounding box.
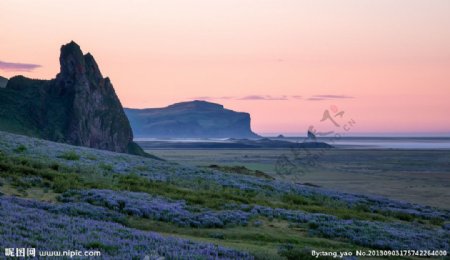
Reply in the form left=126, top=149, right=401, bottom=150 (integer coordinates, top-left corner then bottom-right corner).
left=125, top=100, right=260, bottom=138
left=0, top=41, right=146, bottom=155
left=0, top=76, right=7, bottom=88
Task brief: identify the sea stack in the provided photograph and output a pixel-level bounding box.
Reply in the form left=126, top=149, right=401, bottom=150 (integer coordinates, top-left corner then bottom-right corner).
left=0, top=41, right=144, bottom=155
left=52, top=41, right=134, bottom=152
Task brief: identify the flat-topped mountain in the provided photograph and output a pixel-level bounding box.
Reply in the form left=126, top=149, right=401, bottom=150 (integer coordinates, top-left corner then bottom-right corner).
left=0, top=41, right=146, bottom=155
left=125, top=100, right=260, bottom=138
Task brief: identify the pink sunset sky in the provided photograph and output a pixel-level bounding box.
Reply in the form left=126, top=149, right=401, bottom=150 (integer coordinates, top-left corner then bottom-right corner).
left=1, top=0, right=449, bottom=135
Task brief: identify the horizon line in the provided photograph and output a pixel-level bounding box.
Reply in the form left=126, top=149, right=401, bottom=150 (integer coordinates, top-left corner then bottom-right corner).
left=258, top=132, right=450, bottom=137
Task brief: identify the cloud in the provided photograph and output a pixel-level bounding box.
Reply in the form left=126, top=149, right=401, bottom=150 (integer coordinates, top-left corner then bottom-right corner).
left=192, top=96, right=235, bottom=100
left=239, top=95, right=288, bottom=100
left=310, top=95, right=354, bottom=99
left=193, top=94, right=353, bottom=102
left=0, top=60, right=41, bottom=72
left=192, top=94, right=303, bottom=101
left=192, top=96, right=214, bottom=100
left=307, top=97, right=326, bottom=101
left=218, top=96, right=234, bottom=100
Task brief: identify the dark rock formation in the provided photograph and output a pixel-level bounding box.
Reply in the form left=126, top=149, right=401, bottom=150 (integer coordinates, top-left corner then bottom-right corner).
left=0, top=41, right=146, bottom=155
left=0, top=76, right=7, bottom=88
left=125, top=100, right=260, bottom=138
left=307, top=130, right=317, bottom=141
left=52, top=42, right=134, bottom=152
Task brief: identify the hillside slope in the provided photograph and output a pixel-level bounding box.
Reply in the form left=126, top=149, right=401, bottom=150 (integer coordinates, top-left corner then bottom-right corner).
left=0, top=130, right=448, bottom=258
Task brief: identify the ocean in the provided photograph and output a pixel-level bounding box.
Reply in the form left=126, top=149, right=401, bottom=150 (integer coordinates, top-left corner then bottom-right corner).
left=134, top=136, right=450, bottom=149
left=280, top=136, right=450, bottom=149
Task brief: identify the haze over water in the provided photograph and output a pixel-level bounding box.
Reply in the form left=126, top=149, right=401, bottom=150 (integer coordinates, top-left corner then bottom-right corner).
left=135, top=136, right=450, bottom=149
left=304, top=137, right=450, bottom=149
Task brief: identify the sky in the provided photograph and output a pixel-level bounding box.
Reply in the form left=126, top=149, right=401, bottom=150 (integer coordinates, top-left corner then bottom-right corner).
left=1, top=0, right=449, bottom=135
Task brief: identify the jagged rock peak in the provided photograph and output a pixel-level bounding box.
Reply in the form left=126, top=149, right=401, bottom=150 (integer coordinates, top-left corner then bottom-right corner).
left=57, top=41, right=103, bottom=84
left=84, top=52, right=103, bottom=81
left=58, top=41, right=86, bottom=77
left=0, top=41, right=150, bottom=156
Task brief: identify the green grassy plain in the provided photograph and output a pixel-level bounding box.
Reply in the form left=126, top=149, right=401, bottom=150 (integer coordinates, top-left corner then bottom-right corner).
left=148, top=149, right=450, bottom=209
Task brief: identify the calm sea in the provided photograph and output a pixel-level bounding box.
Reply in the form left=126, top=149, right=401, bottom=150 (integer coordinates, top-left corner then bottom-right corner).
left=281, top=137, right=450, bottom=149
left=134, top=136, right=450, bottom=149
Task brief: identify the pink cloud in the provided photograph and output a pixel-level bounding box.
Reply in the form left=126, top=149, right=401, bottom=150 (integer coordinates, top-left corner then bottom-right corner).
left=0, top=60, right=41, bottom=72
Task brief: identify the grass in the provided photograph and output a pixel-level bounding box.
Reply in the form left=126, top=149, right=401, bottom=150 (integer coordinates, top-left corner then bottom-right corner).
left=85, top=154, right=98, bottom=161
left=99, top=163, right=114, bottom=172
left=13, top=144, right=27, bottom=153
left=0, top=151, right=429, bottom=224
left=149, top=149, right=450, bottom=209
left=57, top=151, right=80, bottom=161
left=0, top=183, right=58, bottom=202
left=204, top=164, right=275, bottom=179
left=0, top=147, right=446, bottom=259
left=125, top=216, right=363, bottom=260
left=0, top=152, right=105, bottom=194
left=116, top=173, right=263, bottom=209
left=126, top=216, right=419, bottom=260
